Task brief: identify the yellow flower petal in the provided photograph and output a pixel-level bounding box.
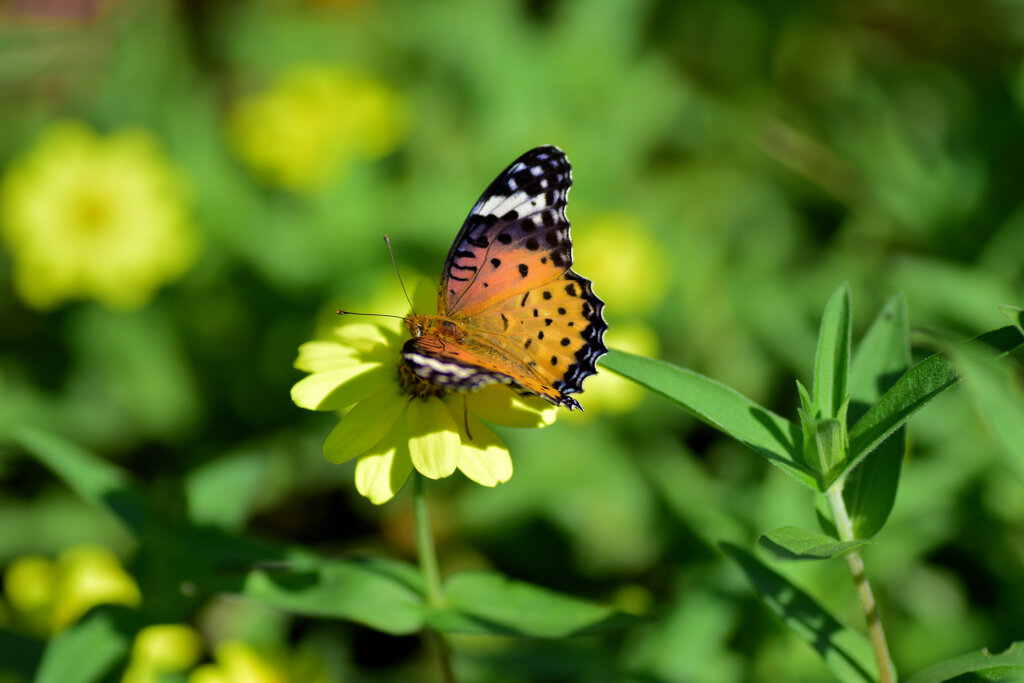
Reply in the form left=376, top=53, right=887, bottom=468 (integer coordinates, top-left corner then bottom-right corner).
left=187, top=665, right=230, bottom=683
left=323, top=385, right=408, bottom=464
left=51, top=545, right=141, bottom=632
left=406, top=396, right=461, bottom=479
left=332, top=322, right=396, bottom=350
left=455, top=414, right=512, bottom=487
left=467, top=385, right=558, bottom=428
left=290, top=362, right=391, bottom=411
left=354, top=423, right=414, bottom=504
left=131, top=624, right=203, bottom=672
left=293, top=340, right=362, bottom=373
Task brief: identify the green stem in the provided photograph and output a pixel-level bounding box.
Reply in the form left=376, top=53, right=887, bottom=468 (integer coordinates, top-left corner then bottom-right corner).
left=825, top=481, right=895, bottom=683
left=413, top=473, right=456, bottom=683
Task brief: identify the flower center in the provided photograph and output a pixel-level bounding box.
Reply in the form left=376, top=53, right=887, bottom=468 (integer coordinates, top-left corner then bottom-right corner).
left=71, top=191, right=113, bottom=234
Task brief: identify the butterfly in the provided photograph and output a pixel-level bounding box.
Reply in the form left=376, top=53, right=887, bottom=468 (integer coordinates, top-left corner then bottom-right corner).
left=402, top=146, right=607, bottom=411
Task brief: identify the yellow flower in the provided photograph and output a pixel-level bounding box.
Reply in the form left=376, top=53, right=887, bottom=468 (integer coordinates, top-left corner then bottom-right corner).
left=227, top=63, right=407, bottom=192
left=292, top=286, right=557, bottom=504
left=2, top=544, right=141, bottom=635
left=573, top=212, right=669, bottom=316
left=0, top=121, right=197, bottom=310
left=187, top=641, right=327, bottom=683
left=49, top=545, right=142, bottom=633
left=122, top=624, right=204, bottom=683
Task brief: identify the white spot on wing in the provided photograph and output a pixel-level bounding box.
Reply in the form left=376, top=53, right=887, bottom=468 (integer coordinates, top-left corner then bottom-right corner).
left=474, top=190, right=534, bottom=217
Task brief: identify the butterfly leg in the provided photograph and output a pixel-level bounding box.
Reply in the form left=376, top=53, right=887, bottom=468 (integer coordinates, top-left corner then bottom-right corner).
left=462, top=394, right=473, bottom=440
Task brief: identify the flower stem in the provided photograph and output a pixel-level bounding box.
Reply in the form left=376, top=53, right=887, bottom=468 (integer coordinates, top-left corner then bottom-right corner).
left=412, top=473, right=456, bottom=683
left=825, top=481, right=895, bottom=683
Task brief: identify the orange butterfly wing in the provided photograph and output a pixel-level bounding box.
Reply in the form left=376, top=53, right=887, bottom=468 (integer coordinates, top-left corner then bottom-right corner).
left=403, top=146, right=607, bottom=410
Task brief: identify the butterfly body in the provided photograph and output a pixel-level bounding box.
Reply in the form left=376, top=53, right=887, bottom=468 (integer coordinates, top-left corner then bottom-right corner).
left=402, top=146, right=607, bottom=411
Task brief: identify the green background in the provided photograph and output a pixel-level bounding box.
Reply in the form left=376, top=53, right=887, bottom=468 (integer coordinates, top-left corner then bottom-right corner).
left=1, top=0, right=1023, bottom=680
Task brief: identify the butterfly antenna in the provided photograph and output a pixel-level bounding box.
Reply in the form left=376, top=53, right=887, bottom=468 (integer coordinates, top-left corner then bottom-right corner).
left=336, top=311, right=406, bottom=319
left=384, top=235, right=416, bottom=314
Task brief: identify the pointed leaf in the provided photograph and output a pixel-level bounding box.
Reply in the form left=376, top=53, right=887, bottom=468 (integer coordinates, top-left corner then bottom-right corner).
left=759, top=526, right=870, bottom=561
left=720, top=543, right=877, bottom=683
left=601, top=350, right=814, bottom=490
left=432, top=571, right=644, bottom=637
left=950, top=341, right=1024, bottom=480
left=1002, top=305, right=1024, bottom=337
left=239, top=557, right=426, bottom=635
left=844, top=294, right=909, bottom=538
left=7, top=427, right=147, bottom=536
left=842, top=324, right=1024, bottom=485
left=904, top=642, right=1024, bottom=683
left=813, top=283, right=853, bottom=420
left=35, top=607, right=139, bottom=683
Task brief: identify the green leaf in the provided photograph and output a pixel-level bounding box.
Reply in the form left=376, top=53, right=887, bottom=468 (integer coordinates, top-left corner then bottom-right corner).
left=7, top=427, right=147, bottom=536
left=601, top=350, right=815, bottom=490
left=813, top=283, right=853, bottom=420
left=904, top=641, right=1024, bottom=683
left=432, top=571, right=645, bottom=637
left=805, top=417, right=847, bottom=482
left=844, top=294, right=910, bottom=538
left=758, top=526, right=870, bottom=561
left=841, top=324, right=1024, bottom=487
left=238, top=556, right=426, bottom=635
left=1002, top=305, right=1024, bottom=337
left=720, top=543, right=877, bottom=683
left=950, top=341, right=1024, bottom=481
left=34, top=607, right=138, bottom=683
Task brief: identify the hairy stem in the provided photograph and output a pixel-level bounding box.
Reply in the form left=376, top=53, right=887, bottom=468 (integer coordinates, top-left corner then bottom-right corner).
left=825, top=482, right=895, bottom=683
left=413, top=473, right=456, bottom=683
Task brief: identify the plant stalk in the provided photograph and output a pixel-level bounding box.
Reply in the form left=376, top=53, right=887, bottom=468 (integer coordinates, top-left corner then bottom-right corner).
left=825, top=481, right=895, bottom=683
left=413, top=473, right=456, bottom=683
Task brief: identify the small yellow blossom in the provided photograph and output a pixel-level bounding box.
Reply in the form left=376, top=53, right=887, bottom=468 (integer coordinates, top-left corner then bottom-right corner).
left=188, top=641, right=327, bottom=683
left=227, top=63, right=407, bottom=192
left=292, top=283, right=557, bottom=504
left=50, top=544, right=142, bottom=632
left=122, top=624, right=204, bottom=683
left=0, top=121, right=197, bottom=310
left=2, top=544, right=141, bottom=635
left=574, top=212, right=669, bottom=316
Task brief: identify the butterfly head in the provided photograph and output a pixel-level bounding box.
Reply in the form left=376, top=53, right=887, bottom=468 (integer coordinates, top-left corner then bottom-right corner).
left=403, top=313, right=464, bottom=342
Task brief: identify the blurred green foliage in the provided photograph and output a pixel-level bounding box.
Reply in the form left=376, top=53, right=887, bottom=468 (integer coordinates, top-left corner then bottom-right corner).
left=1, top=0, right=1023, bottom=680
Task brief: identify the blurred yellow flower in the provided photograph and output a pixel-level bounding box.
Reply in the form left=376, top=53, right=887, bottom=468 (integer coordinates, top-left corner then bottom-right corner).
left=292, top=282, right=557, bottom=504
left=227, top=63, right=407, bottom=192
left=122, top=624, right=204, bottom=683
left=3, top=554, right=56, bottom=634
left=573, top=212, right=669, bottom=316
left=0, top=121, right=197, bottom=310
left=188, top=641, right=327, bottom=683
left=2, top=544, right=141, bottom=635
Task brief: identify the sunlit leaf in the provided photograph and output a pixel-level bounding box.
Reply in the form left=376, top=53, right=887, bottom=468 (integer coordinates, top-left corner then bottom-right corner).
left=841, top=324, right=1024, bottom=486
left=7, top=427, right=147, bottom=536
left=812, top=283, right=852, bottom=420
left=601, top=350, right=815, bottom=490
left=721, top=543, right=877, bottom=683
left=758, top=526, right=870, bottom=561
left=239, top=557, right=426, bottom=635
left=844, top=294, right=909, bottom=538
left=431, top=571, right=644, bottom=637
left=904, top=641, right=1024, bottom=683
left=34, top=606, right=138, bottom=683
